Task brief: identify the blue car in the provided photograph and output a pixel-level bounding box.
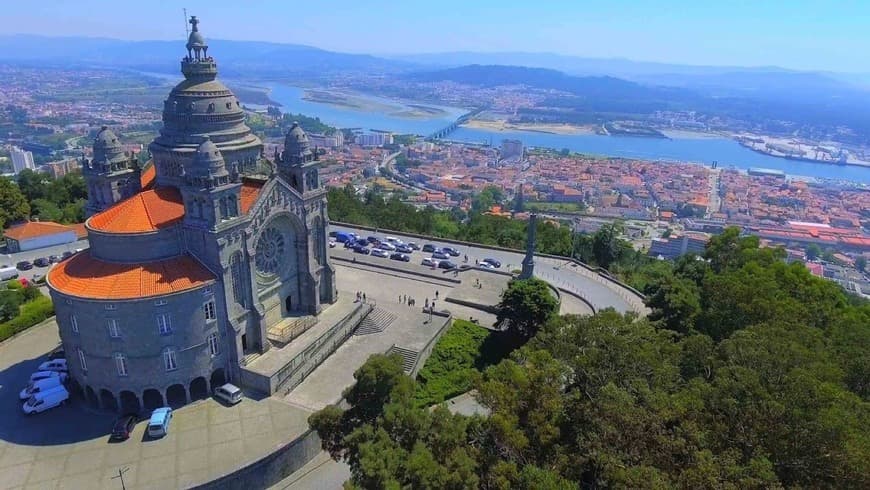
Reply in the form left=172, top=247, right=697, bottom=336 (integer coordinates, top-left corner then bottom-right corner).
left=147, top=407, right=173, bottom=438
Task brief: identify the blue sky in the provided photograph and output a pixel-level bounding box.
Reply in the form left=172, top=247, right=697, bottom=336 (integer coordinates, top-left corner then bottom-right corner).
left=4, top=0, right=868, bottom=72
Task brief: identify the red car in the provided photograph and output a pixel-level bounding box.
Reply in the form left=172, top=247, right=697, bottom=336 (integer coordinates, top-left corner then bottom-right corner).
left=110, top=414, right=138, bottom=441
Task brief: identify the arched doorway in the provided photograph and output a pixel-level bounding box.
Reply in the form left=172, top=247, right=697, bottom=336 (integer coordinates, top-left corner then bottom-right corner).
left=99, top=389, right=118, bottom=412
left=166, top=384, right=187, bottom=408
left=190, top=377, right=208, bottom=400
left=85, top=386, right=99, bottom=408
left=285, top=295, right=292, bottom=313
left=142, top=388, right=163, bottom=410
left=120, top=390, right=140, bottom=414
left=210, top=368, right=226, bottom=388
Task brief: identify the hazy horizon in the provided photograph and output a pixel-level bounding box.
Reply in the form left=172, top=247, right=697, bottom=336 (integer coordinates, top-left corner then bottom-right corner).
left=2, top=0, right=868, bottom=73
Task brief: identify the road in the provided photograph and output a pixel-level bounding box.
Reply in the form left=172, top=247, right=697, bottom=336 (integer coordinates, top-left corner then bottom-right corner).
left=1, top=239, right=90, bottom=285
left=335, top=225, right=644, bottom=314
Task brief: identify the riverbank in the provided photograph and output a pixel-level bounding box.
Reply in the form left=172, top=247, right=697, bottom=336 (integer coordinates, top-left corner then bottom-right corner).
left=462, top=119, right=597, bottom=135
left=735, top=135, right=870, bottom=169
left=302, top=89, right=449, bottom=119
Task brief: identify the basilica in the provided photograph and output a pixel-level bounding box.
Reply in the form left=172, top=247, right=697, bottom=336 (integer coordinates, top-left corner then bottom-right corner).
left=47, top=16, right=337, bottom=413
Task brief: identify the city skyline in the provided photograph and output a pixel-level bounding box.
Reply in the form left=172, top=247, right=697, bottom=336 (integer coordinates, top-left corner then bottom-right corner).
left=2, top=0, right=869, bottom=73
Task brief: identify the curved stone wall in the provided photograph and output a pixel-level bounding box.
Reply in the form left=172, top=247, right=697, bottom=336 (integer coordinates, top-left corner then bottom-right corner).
left=86, top=226, right=183, bottom=263
left=52, top=285, right=229, bottom=413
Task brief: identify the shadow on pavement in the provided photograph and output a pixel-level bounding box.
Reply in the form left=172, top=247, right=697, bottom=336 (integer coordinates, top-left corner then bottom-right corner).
left=0, top=353, right=111, bottom=446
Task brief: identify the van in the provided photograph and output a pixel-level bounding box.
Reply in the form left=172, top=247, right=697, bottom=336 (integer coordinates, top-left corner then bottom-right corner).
left=20, top=376, right=63, bottom=400
left=29, top=371, right=67, bottom=383
left=334, top=231, right=353, bottom=243
left=214, top=383, right=243, bottom=405
left=147, top=407, right=173, bottom=437
left=37, top=359, right=68, bottom=373
left=22, top=386, right=69, bottom=414
left=0, top=266, right=19, bottom=280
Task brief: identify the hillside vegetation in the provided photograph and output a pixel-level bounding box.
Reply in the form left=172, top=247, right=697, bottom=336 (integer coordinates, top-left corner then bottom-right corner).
left=310, top=227, right=870, bottom=489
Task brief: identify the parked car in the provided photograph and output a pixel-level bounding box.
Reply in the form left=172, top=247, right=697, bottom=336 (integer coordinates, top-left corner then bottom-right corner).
left=61, top=251, right=74, bottom=259
left=344, top=240, right=356, bottom=249
left=406, top=243, right=420, bottom=251
left=20, top=375, right=65, bottom=400
left=422, top=244, right=436, bottom=253
left=395, top=245, right=413, bottom=254
left=334, top=231, right=353, bottom=243
left=29, top=371, right=67, bottom=384
left=370, top=249, right=389, bottom=258
left=432, top=251, right=450, bottom=260
left=442, top=246, right=460, bottom=257
left=147, top=407, right=173, bottom=437
left=366, top=236, right=380, bottom=244
left=47, top=348, right=65, bottom=360
left=483, top=258, right=502, bottom=268
left=37, top=359, right=68, bottom=373
left=378, top=242, right=396, bottom=251
left=354, top=238, right=369, bottom=248
left=479, top=262, right=495, bottom=270
left=0, top=266, right=18, bottom=280
left=353, top=246, right=371, bottom=255
left=438, top=260, right=457, bottom=270
left=214, top=383, right=243, bottom=405
left=16, top=261, right=33, bottom=271
left=390, top=252, right=410, bottom=262
left=421, top=257, right=438, bottom=267
left=48, top=255, right=62, bottom=264
left=33, top=257, right=50, bottom=267
left=110, top=414, right=138, bottom=441
left=328, top=238, right=337, bottom=248
left=22, top=386, right=69, bottom=415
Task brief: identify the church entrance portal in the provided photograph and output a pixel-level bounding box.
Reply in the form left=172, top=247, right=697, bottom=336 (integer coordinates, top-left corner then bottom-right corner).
left=241, top=334, right=248, bottom=351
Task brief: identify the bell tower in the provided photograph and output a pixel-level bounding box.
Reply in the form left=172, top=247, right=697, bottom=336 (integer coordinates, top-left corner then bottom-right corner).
left=180, top=137, right=242, bottom=229
left=277, top=122, right=320, bottom=195
left=81, top=126, right=140, bottom=217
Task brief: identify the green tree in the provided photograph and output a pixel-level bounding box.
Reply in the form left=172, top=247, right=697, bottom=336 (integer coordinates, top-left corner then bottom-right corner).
left=592, top=222, right=625, bottom=269
left=646, top=275, right=702, bottom=334
left=806, top=243, right=822, bottom=261
left=854, top=256, right=866, bottom=272
left=30, top=198, right=63, bottom=222
left=496, top=278, right=558, bottom=341
left=0, top=176, right=30, bottom=228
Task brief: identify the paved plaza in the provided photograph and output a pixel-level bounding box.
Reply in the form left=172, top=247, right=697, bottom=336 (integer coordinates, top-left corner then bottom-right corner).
left=0, top=321, right=312, bottom=490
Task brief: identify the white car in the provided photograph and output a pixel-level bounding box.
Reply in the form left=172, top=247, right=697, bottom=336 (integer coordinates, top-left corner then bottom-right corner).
left=214, top=383, right=243, bottom=405
left=479, top=262, right=495, bottom=270
left=371, top=249, right=389, bottom=258
left=37, top=359, right=68, bottom=373
left=30, top=371, right=67, bottom=383
left=23, top=386, right=69, bottom=415
left=328, top=238, right=337, bottom=248
left=378, top=242, right=396, bottom=251
left=20, top=376, right=64, bottom=400
left=421, top=257, right=437, bottom=267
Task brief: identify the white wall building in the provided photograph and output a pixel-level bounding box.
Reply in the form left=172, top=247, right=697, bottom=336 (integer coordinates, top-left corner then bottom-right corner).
left=11, top=147, right=35, bottom=174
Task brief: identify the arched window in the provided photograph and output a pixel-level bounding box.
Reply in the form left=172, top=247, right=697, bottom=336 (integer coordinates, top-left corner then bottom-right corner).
left=230, top=252, right=247, bottom=307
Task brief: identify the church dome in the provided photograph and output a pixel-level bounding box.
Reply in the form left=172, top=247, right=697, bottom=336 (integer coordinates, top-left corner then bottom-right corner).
left=284, top=122, right=311, bottom=157
left=149, top=15, right=262, bottom=185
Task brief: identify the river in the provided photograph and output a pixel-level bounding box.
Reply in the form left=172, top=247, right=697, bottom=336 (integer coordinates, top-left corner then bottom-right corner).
left=269, top=84, right=870, bottom=184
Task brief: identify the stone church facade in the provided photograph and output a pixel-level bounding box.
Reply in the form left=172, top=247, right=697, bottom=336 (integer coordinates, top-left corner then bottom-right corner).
left=47, top=16, right=337, bottom=413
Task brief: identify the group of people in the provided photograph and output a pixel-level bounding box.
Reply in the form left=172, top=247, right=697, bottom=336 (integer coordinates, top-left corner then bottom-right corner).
left=355, top=291, right=368, bottom=303
left=399, top=294, right=417, bottom=307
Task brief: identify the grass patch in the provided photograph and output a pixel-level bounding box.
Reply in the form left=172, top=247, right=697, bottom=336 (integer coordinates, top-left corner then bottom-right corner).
left=0, top=282, right=54, bottom=343
left=525, top=201, right=585, bottom=213
left=414, top=319, right=520, bottom=407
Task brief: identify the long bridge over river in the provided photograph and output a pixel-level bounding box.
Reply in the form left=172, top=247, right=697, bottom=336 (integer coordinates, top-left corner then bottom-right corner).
left=426, top=108, right=484, bottom=141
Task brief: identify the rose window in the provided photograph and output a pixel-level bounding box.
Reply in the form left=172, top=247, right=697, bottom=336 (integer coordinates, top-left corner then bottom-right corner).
left=255, top=227, right=285, bottom=275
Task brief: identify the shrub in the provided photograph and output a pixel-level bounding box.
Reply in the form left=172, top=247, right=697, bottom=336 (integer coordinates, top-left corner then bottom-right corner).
left=0, top=295, right=54, bottom=342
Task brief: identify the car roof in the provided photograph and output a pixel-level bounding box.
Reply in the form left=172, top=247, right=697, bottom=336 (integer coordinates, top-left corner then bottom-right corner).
left=149, top=407, right=171, bottom=424
left=219, top=383, right=241, bottom=393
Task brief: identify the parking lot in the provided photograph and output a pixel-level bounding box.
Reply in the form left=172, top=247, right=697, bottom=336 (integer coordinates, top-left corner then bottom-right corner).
left=0, top=320, right=312, bottom=490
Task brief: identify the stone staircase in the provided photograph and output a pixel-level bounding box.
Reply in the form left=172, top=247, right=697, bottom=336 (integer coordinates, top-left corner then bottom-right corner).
left=241, top=351, right=261, bottom=366
left=354, top=307, right=396, bottom=336
left=386, top=345, right=419, bottom=374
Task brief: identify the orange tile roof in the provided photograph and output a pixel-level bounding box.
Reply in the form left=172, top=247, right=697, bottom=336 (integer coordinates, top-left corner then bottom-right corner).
left=240, top=179, right=264, bottom=214
left=3, top=221, right=79, bottom=241
left=89, top=187, right=184, bottom=234
left=140, top=162, right=156, bottom=190
left=48, top=252, right=215, bottom=300
left=70, top=223, right=88, bottom=239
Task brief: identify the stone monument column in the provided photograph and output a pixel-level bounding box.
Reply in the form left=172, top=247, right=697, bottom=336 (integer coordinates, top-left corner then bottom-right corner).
left=520, top=213, right=537, bottom=279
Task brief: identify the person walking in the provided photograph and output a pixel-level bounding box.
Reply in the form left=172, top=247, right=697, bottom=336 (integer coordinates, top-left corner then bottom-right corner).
left=363, top=292, right=367, bottom=303
left=435, top=290, right=439, bottom=299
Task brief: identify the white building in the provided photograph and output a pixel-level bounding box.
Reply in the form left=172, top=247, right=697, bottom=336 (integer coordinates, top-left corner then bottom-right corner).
left=357, top=132, right=393, bottom=147
left=11, top=147, right=35, bottom=174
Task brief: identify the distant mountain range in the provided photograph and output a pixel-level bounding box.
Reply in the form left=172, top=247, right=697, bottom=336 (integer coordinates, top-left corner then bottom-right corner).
left=0, top=34, right=411, bottom=78
left=4, top=34, right=870, bottom=143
